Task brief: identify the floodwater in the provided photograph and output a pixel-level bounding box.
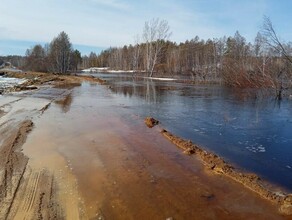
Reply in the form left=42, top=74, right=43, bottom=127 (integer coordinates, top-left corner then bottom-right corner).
left=19, top=81, right=287, bottom=219
left=90, top=73, right=292, bottom=191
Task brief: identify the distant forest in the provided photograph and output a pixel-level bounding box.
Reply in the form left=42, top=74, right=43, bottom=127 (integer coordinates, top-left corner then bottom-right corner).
left=1, top=17, right=292, bottom=99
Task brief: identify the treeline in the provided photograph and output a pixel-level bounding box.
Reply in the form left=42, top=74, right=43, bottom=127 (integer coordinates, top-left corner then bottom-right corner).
left=84, top=18, right=292, bottom=99
left=3, top=17, right=292, bottom=99
left=1, top=32, right=82, bottom=74
left=23, top=31, right=82, bottom=73
left=90, top=32, right=292, bottom=89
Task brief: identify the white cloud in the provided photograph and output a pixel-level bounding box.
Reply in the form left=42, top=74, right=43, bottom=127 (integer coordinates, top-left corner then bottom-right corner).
left=0, top=0, right=288, bottom=53
left=0, top=0, right=138, bottom=46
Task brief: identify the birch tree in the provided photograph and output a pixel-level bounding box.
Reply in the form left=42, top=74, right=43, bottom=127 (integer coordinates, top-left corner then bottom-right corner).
left=133, top=35, right=141, bottom=72
left=143, top=18, right=171, bottom=77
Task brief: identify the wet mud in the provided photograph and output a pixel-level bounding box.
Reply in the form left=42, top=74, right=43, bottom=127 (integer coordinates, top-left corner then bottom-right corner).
left=0, top=74, right=99, bottom=219
left=0, top=111, right=64, bottom=219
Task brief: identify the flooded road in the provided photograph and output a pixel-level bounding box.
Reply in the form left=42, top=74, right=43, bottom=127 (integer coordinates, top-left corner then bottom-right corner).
left=90, top=73, right=292, bottom=192
left=11, top=82, right=289, bottom=219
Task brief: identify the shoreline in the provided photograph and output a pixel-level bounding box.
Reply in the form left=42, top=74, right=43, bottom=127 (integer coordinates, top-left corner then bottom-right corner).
left=0, top=71, right=291, bottom=218
left=1, top=71, right=106, bottom=94
left=155, top=126, right=292, bottom=215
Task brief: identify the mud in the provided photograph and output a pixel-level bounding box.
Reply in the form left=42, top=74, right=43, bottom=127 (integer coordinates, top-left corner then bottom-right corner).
left=144, top=117, right=159, bottom=128
left=160, top=128, right=292, bottom=215
left=0, top=96, right=65, bottom=219
left=0, top=73, right=98, bottom=219
left=0, top=120, right=32, bottom=218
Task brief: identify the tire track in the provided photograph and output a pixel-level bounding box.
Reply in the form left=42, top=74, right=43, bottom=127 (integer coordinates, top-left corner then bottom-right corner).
left=13, top=170, right=42, bottom=220
left=0, top=120, right=33, bottom=219
left=10, top=168, right=66, bottom=220
left=19, top=171, right=41, bottom=220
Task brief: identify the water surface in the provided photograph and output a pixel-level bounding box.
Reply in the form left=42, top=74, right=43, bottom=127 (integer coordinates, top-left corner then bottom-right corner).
left=91, top=73, right=292, bottom=191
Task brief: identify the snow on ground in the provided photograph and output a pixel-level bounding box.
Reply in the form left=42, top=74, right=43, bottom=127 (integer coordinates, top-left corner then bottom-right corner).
left=81, top=67, right=135, bottom=73
left=107, top=70, right=135, bottom=73
left=81, top=67, right=110, bottom=72
left=143, top=77, right=177, bottom=81
left=81, top=68, right=177, bottom=81
left=0, top=77, right=26, bottom=90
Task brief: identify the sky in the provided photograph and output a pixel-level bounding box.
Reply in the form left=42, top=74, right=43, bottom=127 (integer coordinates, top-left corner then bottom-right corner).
left=0, top=0, right=291, bottom=56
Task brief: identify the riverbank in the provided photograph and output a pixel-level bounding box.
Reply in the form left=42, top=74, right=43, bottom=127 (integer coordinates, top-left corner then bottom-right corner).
left=0, top=72, right=290, bottom=219
left=159, top=127, right=292, bottom=215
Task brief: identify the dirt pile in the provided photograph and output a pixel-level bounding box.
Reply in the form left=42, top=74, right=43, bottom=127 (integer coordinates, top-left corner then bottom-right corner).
left=144, top=117, right=159, bottom=128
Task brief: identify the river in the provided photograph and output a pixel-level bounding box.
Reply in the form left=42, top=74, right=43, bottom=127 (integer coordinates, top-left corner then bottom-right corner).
left=90, top=72, right=292, bottom=191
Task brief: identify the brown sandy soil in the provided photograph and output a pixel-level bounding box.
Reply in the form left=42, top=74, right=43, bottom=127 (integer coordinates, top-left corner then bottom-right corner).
left=0, top=72, right=291, bottom=219
left=0, top=74, right=92, bottom=219
left=0, top=97, right=63, bottom=219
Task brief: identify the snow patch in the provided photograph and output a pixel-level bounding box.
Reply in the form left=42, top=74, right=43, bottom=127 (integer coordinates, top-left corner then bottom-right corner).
left=144, top=77, right=177, bottom=81
left=107, top=70, right=135, bottom=73
left=0, top=77, right=26, bottom=89
left=81, top=67, right=135, bottom=73
left=82, top=67, right=110, bottom=72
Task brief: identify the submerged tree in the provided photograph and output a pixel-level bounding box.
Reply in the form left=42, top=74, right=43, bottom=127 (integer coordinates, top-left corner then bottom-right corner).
left=262, top=16, right=292, bottom=63
left=261, top=16, right=292, bottom=100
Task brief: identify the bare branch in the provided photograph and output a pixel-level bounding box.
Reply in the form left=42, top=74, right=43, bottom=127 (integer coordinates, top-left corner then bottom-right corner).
left=261, top=16, right=292, bottom=64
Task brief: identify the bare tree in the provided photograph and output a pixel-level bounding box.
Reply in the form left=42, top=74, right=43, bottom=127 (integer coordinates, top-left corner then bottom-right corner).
left=261, top=16, right=292, bottom=99
left=48, top=31, right=73, bottom=74
left=262, top=16, right=292, bottom=64
left=25, top=44, right=47, bottom=72
left=143, top=18, right=171, bottom=77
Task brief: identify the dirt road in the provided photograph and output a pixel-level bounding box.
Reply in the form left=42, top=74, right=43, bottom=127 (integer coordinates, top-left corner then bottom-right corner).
left=0, top=77, right=290, bottom=219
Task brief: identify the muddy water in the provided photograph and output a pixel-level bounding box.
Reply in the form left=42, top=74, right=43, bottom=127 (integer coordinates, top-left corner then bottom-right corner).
left=21, top=82, right=289, bottom=219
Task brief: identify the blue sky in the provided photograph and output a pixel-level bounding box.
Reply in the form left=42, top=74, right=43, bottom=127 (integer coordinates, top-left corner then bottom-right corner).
left=0, top=0, right=291, bottom=56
